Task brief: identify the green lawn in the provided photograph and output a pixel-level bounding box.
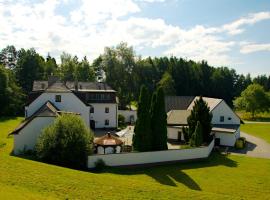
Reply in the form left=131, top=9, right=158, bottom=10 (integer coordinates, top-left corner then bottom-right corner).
left=1, top=118, right=270, bottom=199
left=241, top=123, right=270, bottom=143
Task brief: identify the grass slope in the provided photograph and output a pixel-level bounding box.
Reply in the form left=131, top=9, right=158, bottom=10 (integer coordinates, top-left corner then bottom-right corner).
left=1, top=117, right=270, bottom=199
left=241, top=123, right=270, bottom=143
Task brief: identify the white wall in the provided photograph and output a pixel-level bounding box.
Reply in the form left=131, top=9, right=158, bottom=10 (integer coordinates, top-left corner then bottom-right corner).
left=14, top=117, right=55, bottom=154
left=167, top=127, right=184, bottom=140
left=118, top=110, right=137, bottom=123
left=211, top=101, right=240, bottom=125
left=214, top=128, right=240, bottom=146
left=90, top=103, right=117, bottom=128
left=26, top=92, right=90, bottom=127
left=88, top=140, right=214, bottom=168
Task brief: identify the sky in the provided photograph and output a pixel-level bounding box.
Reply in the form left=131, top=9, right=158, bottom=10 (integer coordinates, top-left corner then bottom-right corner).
left=0, top=0, right=270, bottom=76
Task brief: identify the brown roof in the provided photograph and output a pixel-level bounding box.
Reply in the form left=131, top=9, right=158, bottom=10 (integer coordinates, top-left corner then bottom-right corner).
left=165, top=96, right=195, bottom=112
left=45, top=81, right=71, bottom=93
left=167, top=110, right=191, bottom=125
left=94, top=133, right=123, bottom=146
left=9, top=101, right=59, bottom=135
left=33, top=80, right=115, bottom=92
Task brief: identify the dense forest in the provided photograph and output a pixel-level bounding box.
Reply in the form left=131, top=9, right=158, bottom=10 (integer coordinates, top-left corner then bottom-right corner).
left=1, top=42, right=270, bottom=116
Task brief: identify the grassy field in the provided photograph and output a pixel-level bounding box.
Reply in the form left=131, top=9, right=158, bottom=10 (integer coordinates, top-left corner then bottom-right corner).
left=241, top=123, right=270, bottom=143
left=237, top=111, right=270, bottom=122
left=1, top=117, right=270, bottom=199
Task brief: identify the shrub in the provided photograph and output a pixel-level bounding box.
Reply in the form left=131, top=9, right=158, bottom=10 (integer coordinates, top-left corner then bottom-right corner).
left=190, top=121, right=203, bottom=147
left=36, top=114, right=94, bottom=169
left=235, top=137, right=246, bottom=149
left=94, top=159, right=106, bottom=171
left=118, top=114, right=126, bottom=127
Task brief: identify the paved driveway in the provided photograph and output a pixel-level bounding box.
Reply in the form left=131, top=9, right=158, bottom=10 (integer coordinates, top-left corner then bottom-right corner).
left=230, top=132, right=270, bottom=159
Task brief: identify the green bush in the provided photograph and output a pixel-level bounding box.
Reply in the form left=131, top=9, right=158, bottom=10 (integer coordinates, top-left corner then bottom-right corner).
left=118, top=114, right=126, bottom=128
left=94, top=159, right=106, bottom=172
left=36, top=114, right=94, bottom=169
left=235, top=137, right=246, bottom=149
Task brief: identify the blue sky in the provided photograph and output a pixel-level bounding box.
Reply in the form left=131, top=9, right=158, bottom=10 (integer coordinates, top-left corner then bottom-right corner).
left=0, top=0, right=270, bottom=76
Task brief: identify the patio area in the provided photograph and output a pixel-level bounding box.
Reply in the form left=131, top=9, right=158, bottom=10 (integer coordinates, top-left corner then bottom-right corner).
left=93, top=126, right=184, bottom=150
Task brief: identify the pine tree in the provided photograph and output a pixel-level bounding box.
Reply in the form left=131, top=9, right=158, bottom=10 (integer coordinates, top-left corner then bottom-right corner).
left=187, top=96, right=212, bottom=143
left=133, top=85, right=152, bottom=151
left=150, top=87, right=168, bottom=151
left=190, top=121, right=203, bottom=147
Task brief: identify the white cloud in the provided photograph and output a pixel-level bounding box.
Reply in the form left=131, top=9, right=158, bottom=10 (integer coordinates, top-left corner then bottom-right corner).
left=223, top=12, right=270, bottom=35
left=0, top=0, right=269, bottom=67
left=240, top=43, right=270, bottom=54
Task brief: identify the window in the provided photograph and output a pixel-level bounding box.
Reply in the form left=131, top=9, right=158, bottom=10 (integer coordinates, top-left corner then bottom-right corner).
left=90, top=107, right=94, bottom=113
left=228, top=117, right=232, bottom=120
left=105, top=107, right=109, bottom=113
left=55, top=95, right=61, bottom=102
left=220, top=116, right=224, bottom=122
left=105, top=119, right=109, bottom=125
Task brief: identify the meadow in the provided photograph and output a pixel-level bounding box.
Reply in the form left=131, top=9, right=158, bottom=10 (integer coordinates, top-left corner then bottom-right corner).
left=241, top=123, right=270, bottom=143
left=1, top=117, right=270, bottom=199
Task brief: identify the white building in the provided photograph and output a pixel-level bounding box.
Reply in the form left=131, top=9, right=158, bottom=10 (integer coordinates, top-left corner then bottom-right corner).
left=10, top=76, right=118, bottom=154
left=166, top=96, right=242, bottom=146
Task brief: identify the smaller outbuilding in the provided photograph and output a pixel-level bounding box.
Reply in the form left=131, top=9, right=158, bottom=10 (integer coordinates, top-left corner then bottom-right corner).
left=94, top=132, right=123, bottom=154
left=166, top=96, right=242, bottom=147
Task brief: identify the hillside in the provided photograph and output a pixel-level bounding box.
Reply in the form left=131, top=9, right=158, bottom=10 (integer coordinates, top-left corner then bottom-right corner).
left=1, top=117, right=270, bottom=199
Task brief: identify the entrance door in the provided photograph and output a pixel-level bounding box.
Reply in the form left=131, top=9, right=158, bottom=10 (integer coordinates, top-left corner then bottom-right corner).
left=90, top=120, right=95, bottom=130
left=178, top=131, right=182, bottom=142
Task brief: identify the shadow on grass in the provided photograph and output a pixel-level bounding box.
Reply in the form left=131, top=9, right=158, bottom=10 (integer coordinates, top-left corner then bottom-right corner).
left=229, top=141, right=257, bottom=154
left=99, top=152, right=237, bottom=190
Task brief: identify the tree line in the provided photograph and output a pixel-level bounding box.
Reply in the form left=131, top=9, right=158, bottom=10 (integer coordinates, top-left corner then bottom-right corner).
left=1, top=43, right=270, bottom=116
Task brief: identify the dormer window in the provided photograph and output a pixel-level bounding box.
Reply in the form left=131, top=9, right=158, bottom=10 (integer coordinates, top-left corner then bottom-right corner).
left=55, top=95, right=61, bottom=102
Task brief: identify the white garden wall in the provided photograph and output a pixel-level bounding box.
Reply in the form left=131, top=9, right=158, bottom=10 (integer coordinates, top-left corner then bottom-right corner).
left=14, top=117, right=55, bottom=154
left=88, top=140, right=214, bottom=168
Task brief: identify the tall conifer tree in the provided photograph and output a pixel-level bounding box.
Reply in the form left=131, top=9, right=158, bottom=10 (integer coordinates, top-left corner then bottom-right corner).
left=133, top=85, right=152, bottom=151
left=150, top=87, right=168, bottom=150
left=187, top=96, right=212, bottom=143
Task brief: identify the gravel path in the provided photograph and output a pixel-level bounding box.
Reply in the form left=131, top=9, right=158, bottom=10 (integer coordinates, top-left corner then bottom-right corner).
left=230, top=132, right=270, bottom=159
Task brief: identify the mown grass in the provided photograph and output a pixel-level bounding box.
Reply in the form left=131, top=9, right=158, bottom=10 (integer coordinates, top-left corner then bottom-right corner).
left=1, top=117, right=270, bottom=199
left=241, top=123, right=270, bottom=143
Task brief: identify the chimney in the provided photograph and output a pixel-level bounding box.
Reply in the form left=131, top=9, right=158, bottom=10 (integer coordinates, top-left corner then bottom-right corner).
left=48, top=76, right=59, bottom=87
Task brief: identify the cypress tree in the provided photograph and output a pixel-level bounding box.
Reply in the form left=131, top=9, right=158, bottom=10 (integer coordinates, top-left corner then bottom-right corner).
left=150, top=87, right=168, bottom=151
left=190, top=121, right=203, bottom=147
left=187, top=96, right=212, bottom=143
left=133, top=85, right=152, bottom=151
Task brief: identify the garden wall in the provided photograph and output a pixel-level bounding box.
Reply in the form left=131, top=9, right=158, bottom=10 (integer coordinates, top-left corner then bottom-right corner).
left=88, top=139, right=214, bottom=168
